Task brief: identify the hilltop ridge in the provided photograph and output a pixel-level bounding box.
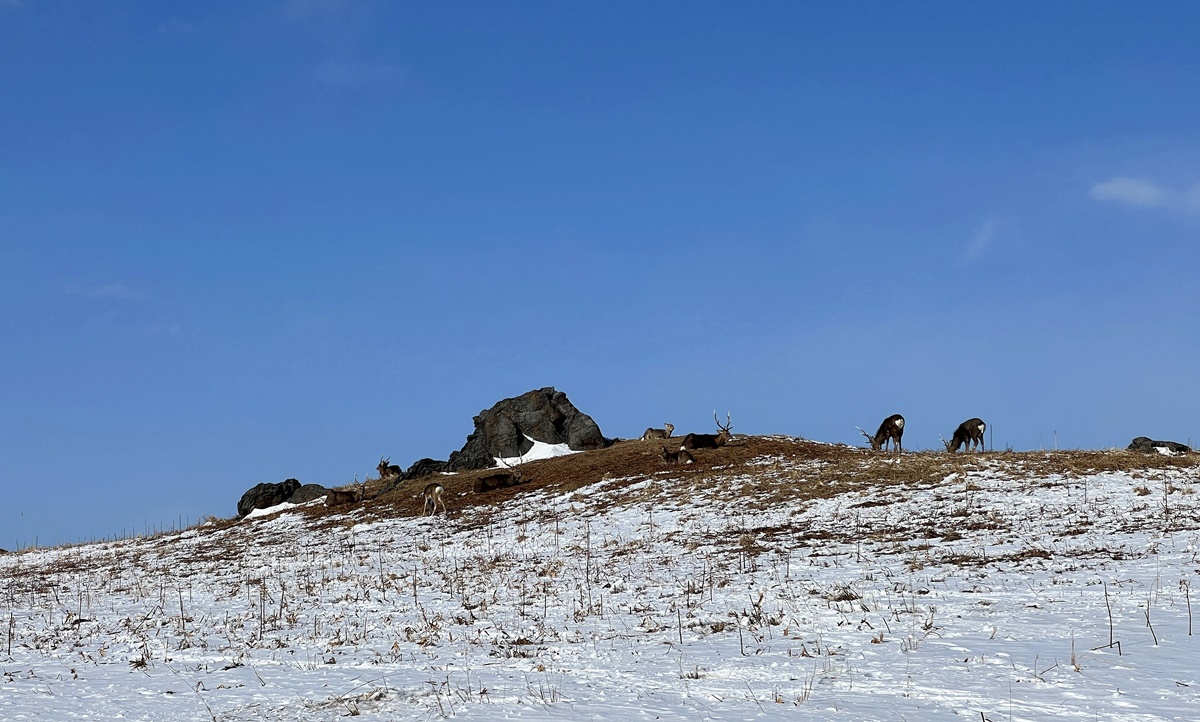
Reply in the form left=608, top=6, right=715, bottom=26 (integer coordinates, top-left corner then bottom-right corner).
left=3, top=433, right=1200, bottom=719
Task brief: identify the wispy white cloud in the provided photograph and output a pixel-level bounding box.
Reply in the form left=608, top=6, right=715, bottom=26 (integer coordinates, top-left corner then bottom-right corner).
left=66, top=282, right=147, bottom=302
left=964, top=216, right=997, bottom=262
left=1089, top=177, right=1168, bottom=208
left=313, top=60, right=402, bottom=88
left=1090, top=176, right=1200, bottom=215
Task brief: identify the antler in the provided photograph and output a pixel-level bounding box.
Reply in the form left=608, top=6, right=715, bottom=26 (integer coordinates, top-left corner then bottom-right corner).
left=855, top=426, right=873, bottom=441
left=714, top=410, right=733, bottom=431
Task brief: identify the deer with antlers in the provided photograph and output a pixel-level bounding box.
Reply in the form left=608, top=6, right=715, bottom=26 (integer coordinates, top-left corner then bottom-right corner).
left=944, top=418, right=986, bottom=453
left=377, top=456, right=402, bottom=480
left=858, top=414, right=905, bottom=453
left=680, top=412, right=733, bottom=450
left=641, top=423, right=675, bottom=441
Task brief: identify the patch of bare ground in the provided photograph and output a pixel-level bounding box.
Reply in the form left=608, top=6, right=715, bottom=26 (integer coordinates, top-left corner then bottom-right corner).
left=11, top=437, right=1199, bottom=561
left=290, top=431, right=1200, bottom=522
left=304, top=438, right=1200, bottom=530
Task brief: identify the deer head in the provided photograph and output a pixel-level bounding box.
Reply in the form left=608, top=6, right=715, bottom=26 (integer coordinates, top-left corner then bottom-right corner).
left=858, top=414, right=904, bottom=453
left=680, top=411, right=734, bottom=450
left=715, top=411, right=732, bottom=441
left=946, top=418, right=986, bottom=453
left=378, top=456, right=401, bottom=479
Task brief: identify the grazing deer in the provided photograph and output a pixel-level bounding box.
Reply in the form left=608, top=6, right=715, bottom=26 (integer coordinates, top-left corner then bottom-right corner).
left=660, top=445, right=695, bottom=464
left=423, top=482, right=446, bottom=516
left=642, top=423, right=675, bottom=441
left=857, top=414, right=905, bottom=453
left=377, top=456, right=402, bottom=480
left=944, top=418, right=986, bottom=453
left=681, top=411, right=734, bottom=450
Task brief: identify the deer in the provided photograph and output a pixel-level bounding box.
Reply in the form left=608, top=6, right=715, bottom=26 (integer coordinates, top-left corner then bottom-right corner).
left=660, top=445, right=695, bottom=464
left=325, top=479, right=365, bottom=508
left=423, top=482, right=447, bottom=516
left=944, top=418, right=986, bottom=453
left=680, top=411, right=733, bottom=450
left=473, top=468, right=525, bottom=494
left=642, top=423, right=675, bottom=441
left=857, top=414, right=905, bottom=453
left=377, top=456, right=402, bottom=480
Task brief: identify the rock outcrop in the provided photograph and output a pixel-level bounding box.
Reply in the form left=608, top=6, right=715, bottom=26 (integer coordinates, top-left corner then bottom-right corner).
left=398, top=387, right=608, bottom=480
left=288, top=483, right=331, bottom=505
left=236, top=478, right=302, bottom=517
left=1128, top=437, right=1191, bottom=454
left=401, top=458, right=449, bottom=481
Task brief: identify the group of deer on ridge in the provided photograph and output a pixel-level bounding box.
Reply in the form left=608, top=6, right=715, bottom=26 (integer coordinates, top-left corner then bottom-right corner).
left=362, top=413, right=985, bottom=519
left=375, top=456, right=448, bottom=517
left=642, top=412, right=736, bottom=465
left=643, top=412, right=987, bottom=457
left=373, top=455, right=532, bottom=518
left=853, top=414, right=987, bottom=454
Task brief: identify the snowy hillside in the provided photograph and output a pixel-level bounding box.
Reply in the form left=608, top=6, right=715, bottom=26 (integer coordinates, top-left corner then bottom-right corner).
left=3, top=437, right=1200, bottom=721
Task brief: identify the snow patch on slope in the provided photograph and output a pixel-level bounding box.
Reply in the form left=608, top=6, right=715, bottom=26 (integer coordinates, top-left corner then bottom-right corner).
left=494, top=435, right=578, bottom=466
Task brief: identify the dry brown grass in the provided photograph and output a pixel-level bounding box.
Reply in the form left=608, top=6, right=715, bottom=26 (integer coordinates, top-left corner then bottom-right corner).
left=298, top=437, right=1200, bottom=527
left=9, top=438, right=1193, bottom=584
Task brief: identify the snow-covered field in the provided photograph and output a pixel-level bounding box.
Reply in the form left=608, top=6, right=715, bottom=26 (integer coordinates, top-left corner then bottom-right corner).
left=3, top=441, right=1200, bottom=720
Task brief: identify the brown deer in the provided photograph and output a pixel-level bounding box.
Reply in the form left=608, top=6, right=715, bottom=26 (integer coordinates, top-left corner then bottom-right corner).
left=377, top=456, right=402, bottom=480
left=857, top=414, right=905, bottom=453
left=642, top=423, right=675, bottom=441
left=473, top=469, right=525, bottom=494
left=325, top=480, right=365, bottom=508
left=660, top=445, right=695, bottom=464
left=944, top=418, right=986, bottom=453
left=680, top=412, right=733, bottom=450
left=423, top=482, right=446, bottom=516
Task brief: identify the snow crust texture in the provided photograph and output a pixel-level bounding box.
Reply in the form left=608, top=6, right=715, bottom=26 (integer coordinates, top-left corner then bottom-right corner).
left=3, top=443, right=1200, bottom=720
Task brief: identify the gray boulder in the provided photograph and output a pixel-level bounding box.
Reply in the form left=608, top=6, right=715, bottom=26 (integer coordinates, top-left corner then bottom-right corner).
left=389, top=388, right=609, bottom=480
left=236, top=478, right=302, bottom=517
left=288, top=483, right=331, bottom=504
left=399, top=458, right=449, bottom=482
left=1128, top=437, right=1191, bottom=454
left=445, top=387, right=609, bottom=471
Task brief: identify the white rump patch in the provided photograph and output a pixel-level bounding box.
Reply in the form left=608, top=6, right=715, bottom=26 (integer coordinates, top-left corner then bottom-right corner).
left=894, top=418, right=904, bottom=428
left=978, top=422, right=986, bottom=432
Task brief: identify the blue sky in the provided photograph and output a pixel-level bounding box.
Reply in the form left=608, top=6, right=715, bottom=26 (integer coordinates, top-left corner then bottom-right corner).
left=2, top=1, right=1198, bottom=545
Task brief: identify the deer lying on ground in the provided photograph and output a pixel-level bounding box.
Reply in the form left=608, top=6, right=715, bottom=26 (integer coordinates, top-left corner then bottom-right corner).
left=858, top=414, right=905, bottom=453
left=377, top=456, right=402, bottom=480
left=681, top=412, right=733, bottom=450
left=325, top=480, right=365, bottom=508
left=423, top=482, right=447, bottom=516
left=944, top=418, right=986, bottom=453
left=473, top=469, right=524, bottom=494
left=642, top=423, right=675, bottom=441
left=660, top=445, right=695, bottom=464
